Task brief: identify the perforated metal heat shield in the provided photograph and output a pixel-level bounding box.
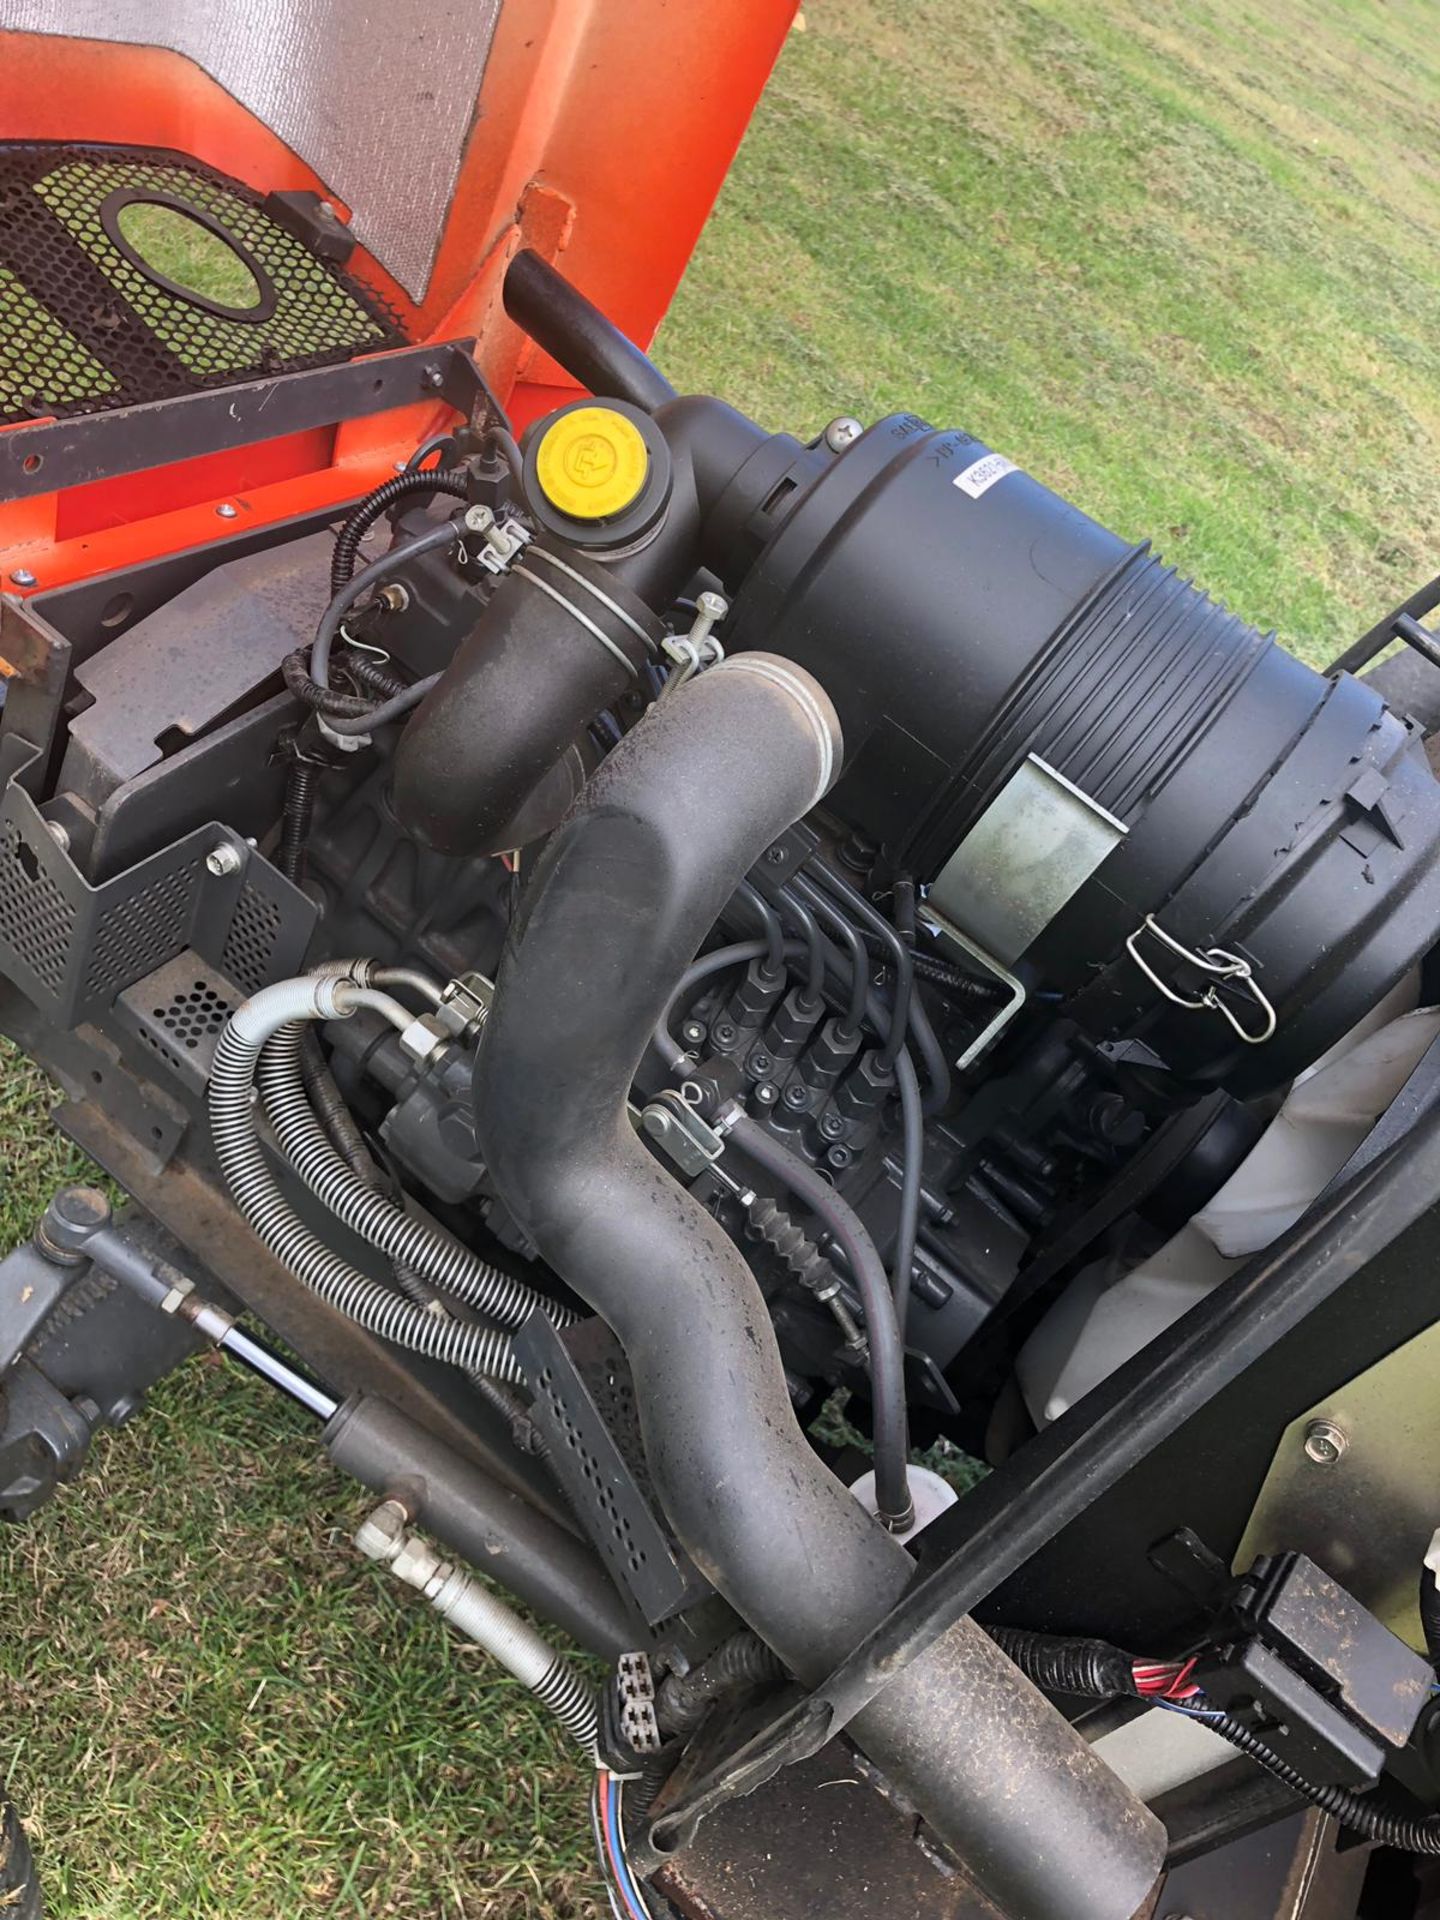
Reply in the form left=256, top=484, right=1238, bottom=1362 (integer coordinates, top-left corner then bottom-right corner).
left=0, top=144, right=405, bottom=428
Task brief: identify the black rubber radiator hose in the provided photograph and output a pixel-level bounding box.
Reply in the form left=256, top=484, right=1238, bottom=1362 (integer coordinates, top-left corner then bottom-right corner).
left=472, top=656, right=1165, bottom=1920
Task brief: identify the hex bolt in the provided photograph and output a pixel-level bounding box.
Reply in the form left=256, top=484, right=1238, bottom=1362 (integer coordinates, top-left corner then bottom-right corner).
left=687, top=590, right=729, bottom=653
left=205, top=842, right=243, bottom=878
left=8, top=568, right=37, bottom=588
left=823, top=415, right=865, bottom=453
left=421, top=365, right=445, bottom=391
left=1303, top=1418, right=1348, bottom=1466
left=215, top=502, right=239, bottom=519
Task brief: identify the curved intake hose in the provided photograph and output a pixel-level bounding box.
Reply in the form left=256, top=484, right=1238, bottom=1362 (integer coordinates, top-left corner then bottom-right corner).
left=503, top=249, right=677, bottom=414
left=472, top=657, right=1165, bottom=1920
left=391, top=541, right=662, bottom=855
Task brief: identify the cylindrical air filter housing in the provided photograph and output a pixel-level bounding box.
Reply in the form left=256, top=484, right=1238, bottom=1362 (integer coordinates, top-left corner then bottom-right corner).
left=719, top=416, right=1440, bottom=1094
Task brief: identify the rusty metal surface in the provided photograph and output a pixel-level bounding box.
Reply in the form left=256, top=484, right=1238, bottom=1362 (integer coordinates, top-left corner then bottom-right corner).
left=653, top=1739, right=1004, bottom=1920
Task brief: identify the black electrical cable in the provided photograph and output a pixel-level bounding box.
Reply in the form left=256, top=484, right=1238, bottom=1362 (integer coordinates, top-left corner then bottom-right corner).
left=724, top=1109, right=912, bottom=1531
left=1200, top=1710, right=1440, bottom=1855
left=312, top=518, right=463, bottom=694
left=330, top=466, right=469, bottom=597
left=984, top=1624, right=1140, bottom=1701
left=733, top=879, right=785, bottom=983
left=655, top=1633, right=788, bottom=1737
left=989, top=1620, right=1440, bottom=1856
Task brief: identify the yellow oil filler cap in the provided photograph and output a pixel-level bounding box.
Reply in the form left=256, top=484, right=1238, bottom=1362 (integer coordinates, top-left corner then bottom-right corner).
left=534, top=405, right=650, bottom=521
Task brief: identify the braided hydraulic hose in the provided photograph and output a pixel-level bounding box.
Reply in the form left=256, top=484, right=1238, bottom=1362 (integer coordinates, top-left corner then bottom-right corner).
left=331, top=467, right=470, bottom=596
left=209, top=978, right=526, bottom=1379
left=357, top=1502, right=599, bottom=1758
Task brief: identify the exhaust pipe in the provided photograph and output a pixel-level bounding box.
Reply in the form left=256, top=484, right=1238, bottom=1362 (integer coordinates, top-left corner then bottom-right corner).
left=472, top=656, right=1164, bottom=1920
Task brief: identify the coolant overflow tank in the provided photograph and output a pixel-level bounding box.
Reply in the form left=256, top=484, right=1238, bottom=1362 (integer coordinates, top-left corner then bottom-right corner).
left=719, top=414, right=1440, bottom=1094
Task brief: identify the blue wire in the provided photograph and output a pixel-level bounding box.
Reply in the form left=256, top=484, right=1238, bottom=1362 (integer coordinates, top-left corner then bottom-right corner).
left=606, top=1774, right=653, bottom=1919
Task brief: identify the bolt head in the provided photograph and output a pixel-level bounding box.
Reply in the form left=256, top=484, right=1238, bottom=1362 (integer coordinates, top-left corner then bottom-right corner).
left=45, top=819, right=70, bottom=851
left=764, top=845, right=788, bottom=866
left=215, top=502, right=238, bottom=519
left=824, top=415, right=864, bottom=453
left=754, top=1082, right=778, bottom=1105
left=819, top=1111, right=845, bottom=1139
left=750, top=1052, right=773, bottom=1076
left=697, top=590, right=728, bottom=619
left=783, top=1083, right=810, bottom=1110
left=681, top=1021, right=707, bottom=1046
left=8, top=568, right=37, bottom=587
left=464, top=504, right=495, bottom=534
left=713, top=1022, right=738, bottom=1049
left=1303, top=1418, right=1348, bottom=1466
left=205, top=842, right=243, bottom=877
left=826, top=1144, right=852, bottom=1170
left=422, top=366, right=445, bottom=391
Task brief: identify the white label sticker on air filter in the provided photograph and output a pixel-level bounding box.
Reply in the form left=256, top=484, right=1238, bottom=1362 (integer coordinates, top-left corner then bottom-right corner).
left=953, top=453, right=1018, bottom=498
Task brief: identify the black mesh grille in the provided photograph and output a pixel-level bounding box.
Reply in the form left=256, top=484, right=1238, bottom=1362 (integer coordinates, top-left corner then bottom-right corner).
left=0, top=143, right=407, bottom=428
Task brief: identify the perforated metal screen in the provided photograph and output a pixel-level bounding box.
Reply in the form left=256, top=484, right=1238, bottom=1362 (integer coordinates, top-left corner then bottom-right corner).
left=0, top=144, right=406, bottom=428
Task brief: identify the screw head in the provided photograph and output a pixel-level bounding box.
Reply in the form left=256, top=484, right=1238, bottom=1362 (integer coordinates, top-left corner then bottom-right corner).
left=1303, top=1418, right=1348, bottom=1466
left=45, top=819, right=70, bottom=850
left=764, top=844, right=788, bottom=866
left=713, top=1021, right=738, bottom=1049
left=824, top=415, right=864, bottom=453
left=215, top=502, right=238, bottom=519
left=421, top=365, right=445, bottom=392
left=825, top=1144, right=852, bottom=1170
left=818, top=1111, right=846, bottom=1140
left=205, top=842, right=243, bottom=878
left=750, top=1051, right=773, bottom=1077
left=9, top=568, right=37, bottom=587
left=754, top=1082, right=778, bottom=1106
left=783, top=1083, right=810, bottom=1110
left=464, top=504, right=495, bottom=534
left=681, top=1021, right=707, bottom=1047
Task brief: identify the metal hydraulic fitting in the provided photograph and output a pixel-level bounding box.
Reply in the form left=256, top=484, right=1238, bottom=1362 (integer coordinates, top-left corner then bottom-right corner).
left=762, top=985, right=824, bottom=1063
left=726, top=956, right=786, bottom=1033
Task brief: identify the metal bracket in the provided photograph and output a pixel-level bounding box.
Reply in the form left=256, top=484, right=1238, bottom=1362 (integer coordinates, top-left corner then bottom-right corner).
left=1124, top=914, right=1277, bottom=1046
left=640, top=1088, right=726, bottom=1178
left=0, top=339, right=489, bottom=502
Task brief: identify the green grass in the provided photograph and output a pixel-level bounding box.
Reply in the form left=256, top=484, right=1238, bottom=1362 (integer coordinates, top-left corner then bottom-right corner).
left=3, top=1, right=1440, bottom=1911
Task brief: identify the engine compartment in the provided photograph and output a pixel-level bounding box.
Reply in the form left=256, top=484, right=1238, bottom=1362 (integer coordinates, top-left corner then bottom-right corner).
left=6, top=246, right=1440, bottom=1920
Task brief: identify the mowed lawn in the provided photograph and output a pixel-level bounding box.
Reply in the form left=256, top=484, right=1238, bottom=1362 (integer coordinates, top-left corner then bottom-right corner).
left=3, top=1, right=1439, bottom=1913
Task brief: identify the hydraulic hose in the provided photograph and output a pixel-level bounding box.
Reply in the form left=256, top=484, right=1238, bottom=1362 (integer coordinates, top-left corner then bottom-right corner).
left=732, top=879, right=785, bottom=982
left=357, top=1500, right=598, bottom=1758
left=209, top=977, right=527, bottom=1379
left=723, top=1109, right=911, bottom=1530
left=472, top=655, right=1165, bottom=1920
left=331, top=467, right=470, bottom=597
left=256, top=1019, right=555, bottom=1333
left=891, top=1047, right=924, bottom=1343
left=787, top=876, right=867, bottom=1040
